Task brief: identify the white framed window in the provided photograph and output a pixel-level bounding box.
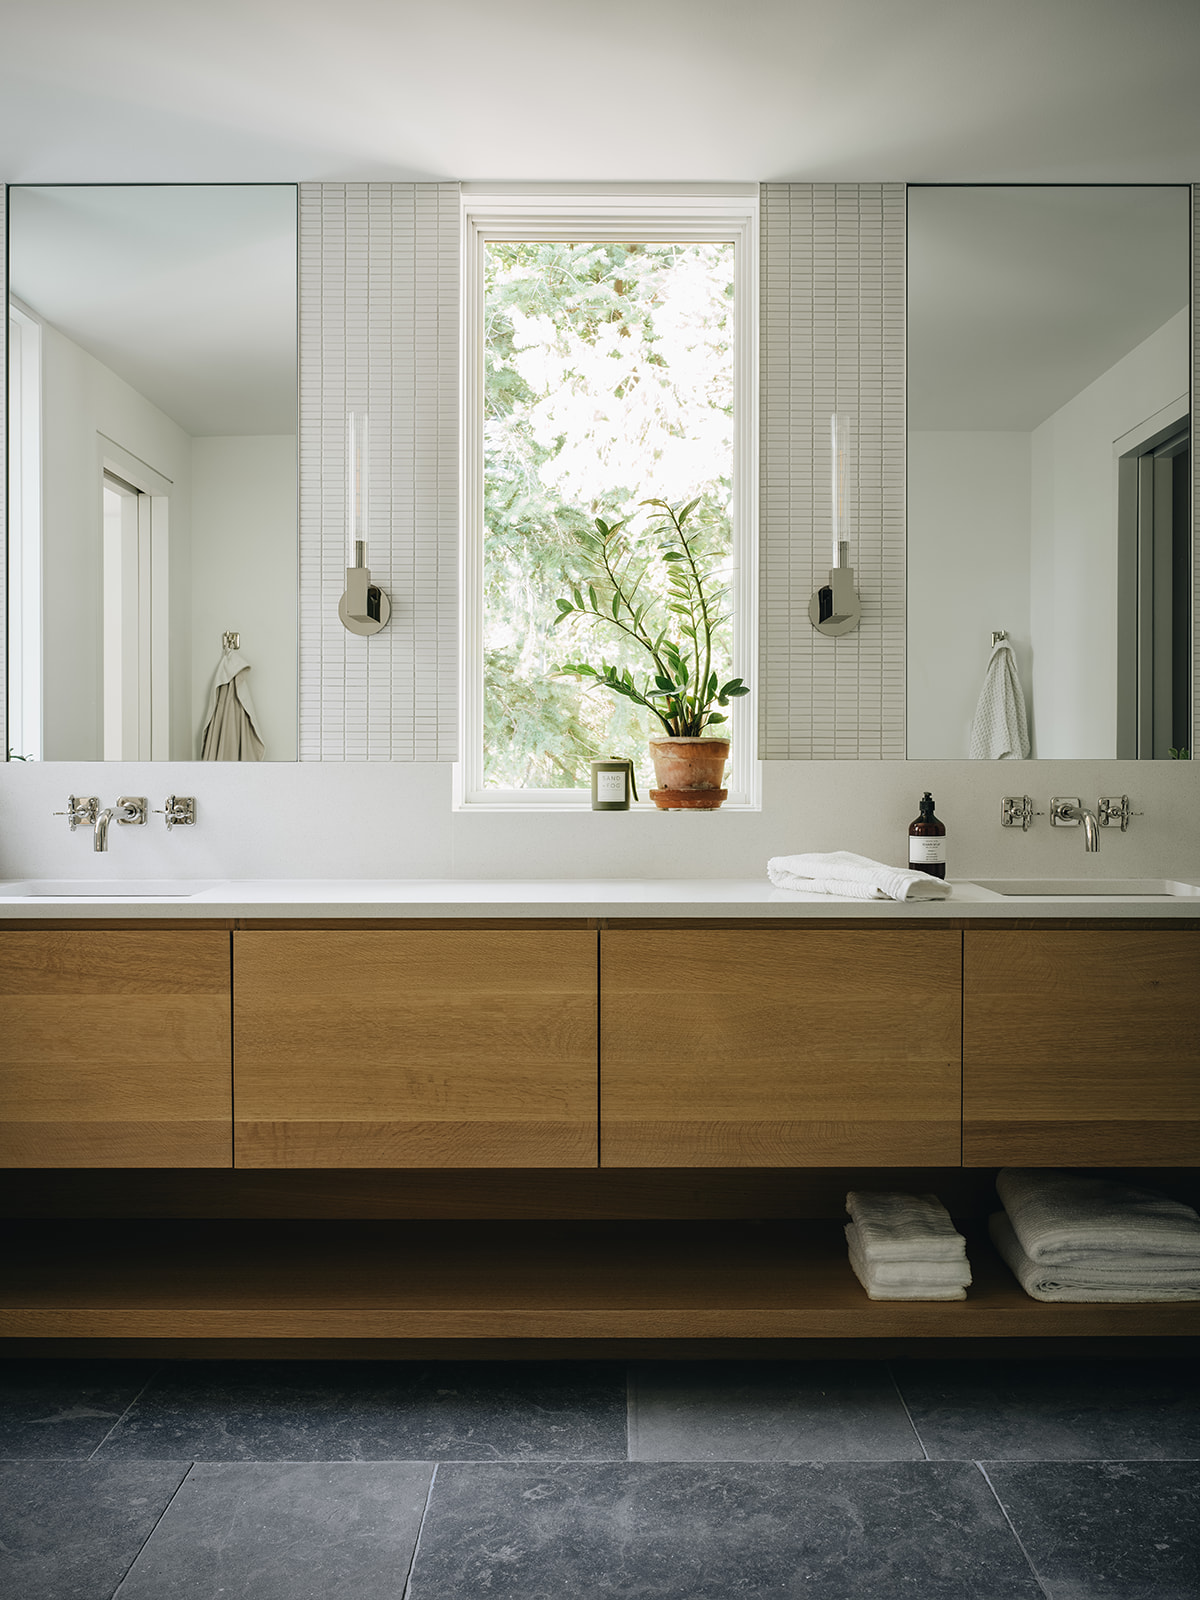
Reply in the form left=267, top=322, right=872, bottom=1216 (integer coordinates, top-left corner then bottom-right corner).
left=458, top=185, right=758, bottom=809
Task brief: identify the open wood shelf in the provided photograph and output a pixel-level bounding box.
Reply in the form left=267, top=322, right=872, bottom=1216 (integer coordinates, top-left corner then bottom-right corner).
left=4, top=1220, right=1197, bottom=1343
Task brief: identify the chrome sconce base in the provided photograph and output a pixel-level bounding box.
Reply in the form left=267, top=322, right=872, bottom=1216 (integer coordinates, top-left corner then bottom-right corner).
left=808, top=564, right=861, bottom=636
left=339, top=564, right=391, bottom=637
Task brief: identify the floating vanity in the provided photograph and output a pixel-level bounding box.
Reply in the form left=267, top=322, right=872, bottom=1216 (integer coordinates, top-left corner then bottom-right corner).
left=1, top=879, right=1197, bottom=1356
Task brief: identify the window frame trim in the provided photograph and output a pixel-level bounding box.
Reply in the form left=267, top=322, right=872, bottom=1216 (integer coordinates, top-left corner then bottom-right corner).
left=457, top=184, right=760, bottom=810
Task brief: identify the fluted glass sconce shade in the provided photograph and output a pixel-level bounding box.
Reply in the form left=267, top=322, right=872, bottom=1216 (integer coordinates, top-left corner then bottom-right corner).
left=809, top=411, right=861, bottom=636
left=339, top=408, right=390, bottom=635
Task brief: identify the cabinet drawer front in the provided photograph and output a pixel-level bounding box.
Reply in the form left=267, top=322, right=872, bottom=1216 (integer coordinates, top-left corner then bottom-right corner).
left=963, top=930, right=1200, bottom=1165
left=234, top=929, right=598, bottom=1168
left=601, top=928, right=962, bottom=1167
left=0, top=931, right=232, bottom=1168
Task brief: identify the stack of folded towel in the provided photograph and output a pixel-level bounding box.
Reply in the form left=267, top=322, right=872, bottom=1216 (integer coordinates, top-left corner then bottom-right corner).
left=845, top=1190, right=972, bottom=1300
left=768, top=852, right=951, bottom=902
left=990, top=1169, right=1200, bottom=1302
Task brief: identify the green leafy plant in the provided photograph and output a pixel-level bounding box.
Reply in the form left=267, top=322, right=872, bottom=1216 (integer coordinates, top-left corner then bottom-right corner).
left=552, top=497, right=748, bottom=737
left=1170, top=747, right=1191, bottom=760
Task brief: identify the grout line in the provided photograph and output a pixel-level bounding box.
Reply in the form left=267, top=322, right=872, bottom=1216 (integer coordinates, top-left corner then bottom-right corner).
left=87, top=1362, right=167, bottom=1462
left=885, top=1361, right=928, bottom=1461
left=111, top=1460, right=195, bottom=1597
left=976, top=1462, right=1051, bottom=1600
left=401, top=1462, right=439, bottom=1600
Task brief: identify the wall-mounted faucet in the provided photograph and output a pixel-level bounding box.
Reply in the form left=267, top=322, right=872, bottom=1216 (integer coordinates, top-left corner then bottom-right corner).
left=1051, top=797, right=1100, bottom=852
left=93, top=796, right=147, bottom=852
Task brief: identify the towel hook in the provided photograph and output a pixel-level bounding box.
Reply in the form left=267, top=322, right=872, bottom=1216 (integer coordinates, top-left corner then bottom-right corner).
left=222, top=631, right=240, bottom=652
left=991, top=629, right=1008, bottom=647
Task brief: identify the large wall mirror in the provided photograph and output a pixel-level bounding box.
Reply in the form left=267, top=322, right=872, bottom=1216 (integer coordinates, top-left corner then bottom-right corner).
left=6, top=183, right=298, bottom=761
left=907, top=184, right=1192, bottom=760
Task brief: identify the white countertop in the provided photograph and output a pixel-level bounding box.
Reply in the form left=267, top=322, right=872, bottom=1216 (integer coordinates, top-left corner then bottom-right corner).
left=1, top=877, right=1199, bottom=919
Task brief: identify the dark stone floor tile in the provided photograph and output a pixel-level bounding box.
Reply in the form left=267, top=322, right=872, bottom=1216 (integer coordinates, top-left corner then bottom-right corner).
left=630, top=1359, right=923, bottom=1462
left=985, top=1460, right=1200, bottom=1600
left=0, top=1458, right=188, bottom=1600
left=406, top=1460, right=1042, bottom=1600
left=97, top=1359, right=627, bottom=1461
left=114, top=1461, right=433, bottom=1600
left=0, top=1360, right=158, bottom=1459
left=893, top=1358, right=1200, bottom=1461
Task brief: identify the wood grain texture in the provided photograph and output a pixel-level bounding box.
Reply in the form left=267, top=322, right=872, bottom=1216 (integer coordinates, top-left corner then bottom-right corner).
left=233, top=929, right=598, bottom=1168
left=3, top=1220, right=1196, bottom=1341
left=0, top=931, right=232, bottom=1168
left=963, top=930, right=1200, bottom=1166
left=600, top=929, right=962, bottom=1166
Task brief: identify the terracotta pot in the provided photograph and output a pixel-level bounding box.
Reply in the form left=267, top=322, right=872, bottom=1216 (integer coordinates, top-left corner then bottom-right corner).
left=648, top=736, right=730, bottom=810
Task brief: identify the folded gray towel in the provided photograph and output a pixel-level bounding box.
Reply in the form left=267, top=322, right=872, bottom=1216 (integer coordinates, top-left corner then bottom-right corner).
left=990, top=1211, right=1200, bottom=1302
left=996, top=1169, right=1200, bottom=1265
left=846, top=1226, right=968, bottom=1300
left=846, top=1190, right=968, bottom=1263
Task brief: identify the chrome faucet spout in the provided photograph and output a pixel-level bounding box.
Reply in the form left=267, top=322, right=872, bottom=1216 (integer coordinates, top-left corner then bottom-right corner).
left=1051, top=799, right=1100, bottom=852
left=93, top=801, right=139, bottom=852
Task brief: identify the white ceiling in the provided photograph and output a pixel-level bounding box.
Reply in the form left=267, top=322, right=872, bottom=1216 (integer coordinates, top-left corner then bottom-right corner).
left=4, top=1, right=1198, bottom=437
left=2, top=0, right=1199, bottom=184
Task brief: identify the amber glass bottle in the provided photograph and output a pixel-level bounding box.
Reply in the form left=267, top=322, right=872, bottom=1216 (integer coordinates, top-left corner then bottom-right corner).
left=908, top=791, right=946, bottom=879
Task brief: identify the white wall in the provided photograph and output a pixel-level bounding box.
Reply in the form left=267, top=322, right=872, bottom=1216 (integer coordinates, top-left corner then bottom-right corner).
left=907, top=432, right=1033, bottom=758
left=190, top=436, right=298, bottom=760
left=39, top=321, right=192, bottom=759
left=1, top=756, right=1197, bottom=886
left=1030, top=308, right=1189, bottom=756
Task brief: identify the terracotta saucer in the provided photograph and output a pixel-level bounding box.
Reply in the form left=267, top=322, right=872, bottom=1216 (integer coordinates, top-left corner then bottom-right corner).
left=649, top=788, right=728, bottom=810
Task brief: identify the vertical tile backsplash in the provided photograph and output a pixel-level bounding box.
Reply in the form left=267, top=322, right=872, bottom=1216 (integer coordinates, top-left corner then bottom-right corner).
left=758, top=182, right=906, bottom=760
left=298, top=182, right=460, bottom=761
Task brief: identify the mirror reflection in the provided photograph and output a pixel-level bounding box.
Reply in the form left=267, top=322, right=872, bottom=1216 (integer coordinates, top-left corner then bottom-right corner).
left=907, top=185, right=1191, bottom=759
left=7, top=184, right=298, bottom=761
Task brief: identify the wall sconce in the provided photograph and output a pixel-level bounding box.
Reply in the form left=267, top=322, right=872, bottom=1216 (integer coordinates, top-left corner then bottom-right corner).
left=339, top=408, right=390, bottom=636
left=809, top=412, right=861, bottom=636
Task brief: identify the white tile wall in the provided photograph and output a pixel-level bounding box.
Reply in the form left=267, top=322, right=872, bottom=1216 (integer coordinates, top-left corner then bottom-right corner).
left=758, top=183, right=906, bottom=760
left=298, top=182, right=460, bottom=761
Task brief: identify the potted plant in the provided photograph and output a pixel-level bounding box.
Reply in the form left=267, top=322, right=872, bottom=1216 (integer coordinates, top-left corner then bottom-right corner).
left=552, top=498, right=748, bottom=809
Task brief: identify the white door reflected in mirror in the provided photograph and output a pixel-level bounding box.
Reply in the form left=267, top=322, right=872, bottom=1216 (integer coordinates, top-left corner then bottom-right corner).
left=6, top=184, right=299, bottom=761
left=906, top=185, right=1193, bottom=761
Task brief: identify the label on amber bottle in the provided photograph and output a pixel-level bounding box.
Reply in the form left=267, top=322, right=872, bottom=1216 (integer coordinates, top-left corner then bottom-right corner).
left=909, top=836, right=947, bottom=864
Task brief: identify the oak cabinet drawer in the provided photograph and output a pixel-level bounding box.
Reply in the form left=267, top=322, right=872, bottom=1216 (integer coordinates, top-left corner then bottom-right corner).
left=0, top=931, right=232, bottom=1167
left=963, top=930, right=1200, bottom=1166
left=600, top=928, right=962, bottom=1167
left=233, top=929, right=598, bottom=1168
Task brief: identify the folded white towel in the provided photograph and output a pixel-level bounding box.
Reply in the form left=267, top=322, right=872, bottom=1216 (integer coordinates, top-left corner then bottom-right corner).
left=844, top=1225, right=970, bottom=1288
left=845, top=1190, right=968, bottom=1264
left=969, top=639, right=1029, bottom=760
left=996, top=1169, right=1200, bottom=1266
left=990, top=1211, right=1200, bottom=1302
left=846, top=1226, right=968, bottom=1300
left=767, top=851, right=952, bottom=902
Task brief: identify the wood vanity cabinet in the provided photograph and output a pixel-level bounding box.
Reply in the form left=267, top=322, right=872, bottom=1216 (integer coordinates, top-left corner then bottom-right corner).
left=232, top=928, right=598, bottom=1167
left=963, top=929, right=1200, bottom=1166
left=600, top=927, right=962, bottom=1166
left=0, top=930, right=232, bottom=1167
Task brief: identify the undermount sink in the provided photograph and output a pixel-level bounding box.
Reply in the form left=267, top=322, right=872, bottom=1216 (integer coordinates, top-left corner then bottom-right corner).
left=973, top=878, right=1200, bottom=898
left=0, top=880, right=225, bottom=899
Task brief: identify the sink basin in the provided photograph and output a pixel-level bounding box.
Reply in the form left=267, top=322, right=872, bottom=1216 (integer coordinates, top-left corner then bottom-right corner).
left=0, top=880, right=225, bottom=899
left=973, top=878, right=1200, bottom=898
